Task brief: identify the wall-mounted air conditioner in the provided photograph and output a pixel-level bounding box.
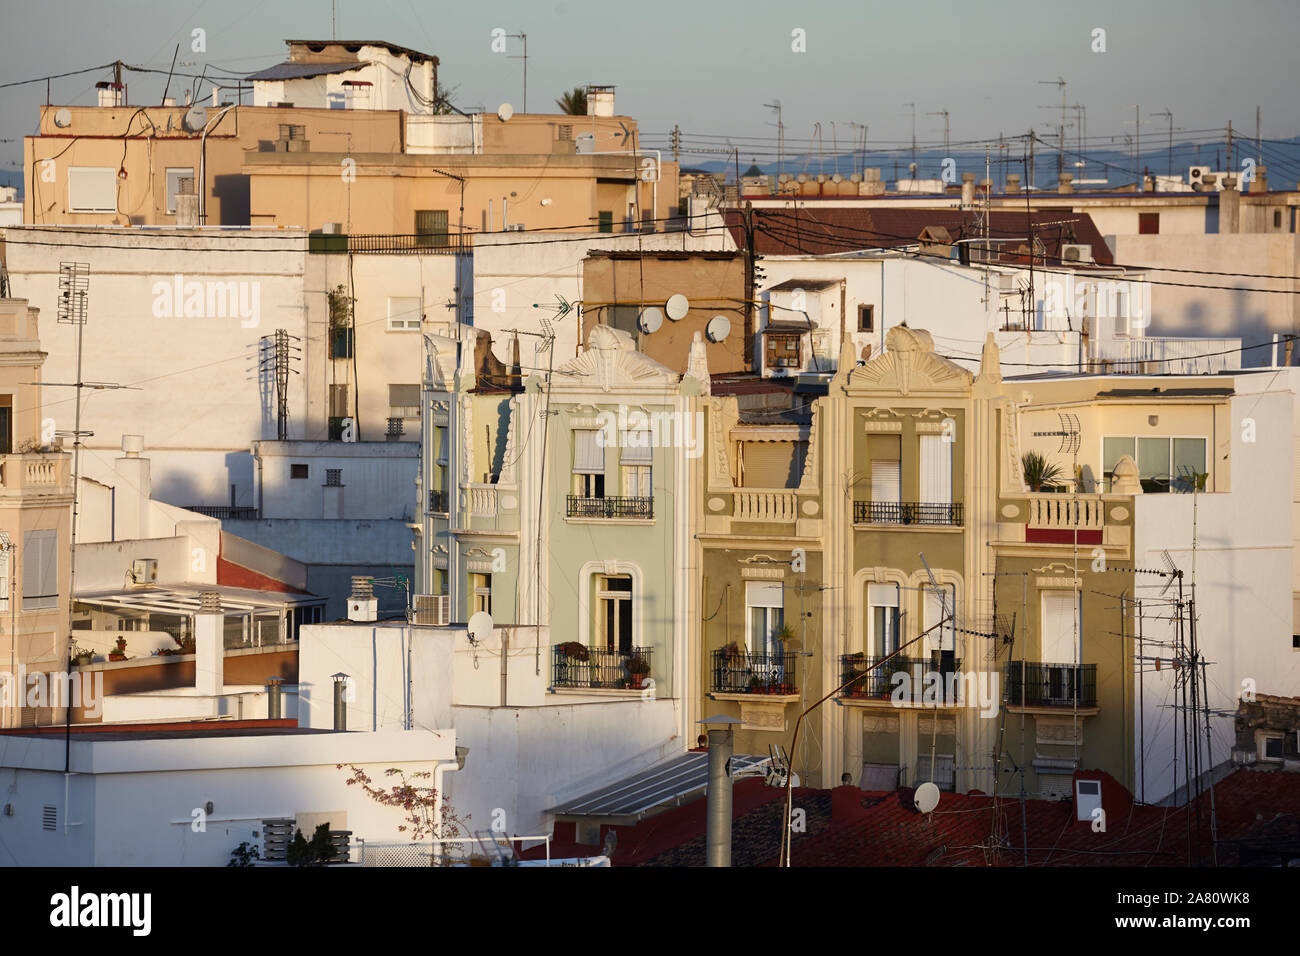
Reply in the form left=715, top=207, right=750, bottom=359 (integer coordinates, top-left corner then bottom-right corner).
left=1075, top=778, right=1102, bottom=822
left=1061, top=243, right=1093, bottom=264
left=131, top=558, right=158, bottom=584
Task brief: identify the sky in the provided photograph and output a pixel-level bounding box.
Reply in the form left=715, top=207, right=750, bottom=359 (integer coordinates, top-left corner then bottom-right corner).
left=2, top=0, right=1298, bottom=183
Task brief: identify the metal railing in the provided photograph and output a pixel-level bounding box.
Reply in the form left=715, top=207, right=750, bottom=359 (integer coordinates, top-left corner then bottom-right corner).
left=347, top=234, right=471, bottom=255
left=853, top=501, right=963, bottom=526
left=552, top=644, right=652, bottom=689
left=386, top=417, right=405, bottom=439
left=185, top=505, right=259, bottom=520
left=1004, top=661, right=1097, bottom=708
left=839, top=654, right=961, bottom=702
left=429, top=490, right=449, bottom=513
left=359, top=834, right=552, bottom=866
left=566, top=495, right=653, bottom=519
left=710, top=649, right=797, bottom=694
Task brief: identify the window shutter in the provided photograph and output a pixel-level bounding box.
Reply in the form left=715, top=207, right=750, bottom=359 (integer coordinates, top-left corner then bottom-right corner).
left=746, top=581, right=783, bottom=608
left=620, top=432, right=652, bottom=463
left=743, top=441, right=801, bottom=488
left=871, top=459, right=901, bottom=504
left=1041, top=592, right=1079, bottom=663
left=867, top=583, right=899, bottom=607
left=67, top=167, right=116, bottom=213
left=23, top=530, right=56, bottom=609
left=918, top=435, right=952, bottom=504
left=573, top=430, right=605, bottom=474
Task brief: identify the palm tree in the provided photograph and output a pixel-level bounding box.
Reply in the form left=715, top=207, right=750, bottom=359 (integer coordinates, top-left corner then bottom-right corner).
left=1022, top=451, right=1064, bottom=492
left=555, top=87, right=587, bottom=115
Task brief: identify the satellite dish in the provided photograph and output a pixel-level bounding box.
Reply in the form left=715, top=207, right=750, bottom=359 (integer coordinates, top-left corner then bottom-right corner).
left=497, top=102, right=514, bottom=122
left=706, top=315, right=731, bottom=342
left=53, top=109, right=72, bottom=129
left=575, top=132, right=595, bottom=154
left=182, top=105, right=208, bottom=132
left=914, top=781, right=941, bottom=814
left=665, top=294, right=689, bottom=320
left=467, top=611, right=494, bottom=644
left=638, top=307, right=664, bottom=334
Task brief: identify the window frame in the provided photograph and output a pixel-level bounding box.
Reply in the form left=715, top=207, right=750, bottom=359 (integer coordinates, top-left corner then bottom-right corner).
left=1101, top=434, right=1208, bottom=493
left=858, top=304, right=875, bottom=332
left=22, top=529, right=58, bottom=611
left=386, top=297, right=422, bottom=332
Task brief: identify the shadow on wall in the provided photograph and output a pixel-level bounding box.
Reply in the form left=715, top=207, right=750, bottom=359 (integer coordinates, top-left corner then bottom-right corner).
left=308, top=565, right=415, bottom=621
left=212, top=174, right=251, bottom=227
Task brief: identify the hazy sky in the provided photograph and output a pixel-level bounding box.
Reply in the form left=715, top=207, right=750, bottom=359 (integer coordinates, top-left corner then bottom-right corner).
left=2, top=0, right=1297, bottom=178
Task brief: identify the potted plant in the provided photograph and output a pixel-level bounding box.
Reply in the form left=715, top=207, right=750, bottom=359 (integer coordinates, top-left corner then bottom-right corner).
left=557, top=641, right=589, bottom=662
left=71, top=645, right=94, bottom=667
left=719, top=641, right=742, bottom=666
left=625, top=655, right=651, bottom=689
left=747, top=674, right=764, bottom=694
left=1021, top=451, right=1064, bottom=493
left=178, top=635, right=196, bottom=655
left=109, top=636, right=128, bottom=662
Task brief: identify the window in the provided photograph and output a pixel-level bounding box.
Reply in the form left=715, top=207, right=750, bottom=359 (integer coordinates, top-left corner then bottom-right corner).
left=606, top=306, right=640, bottom=337
left=765, top=333, right=802, bottom=369
left=1273, top=210, right=1283, bottom=229
left=597, top=211, right=613, bottom=233
left=597, top=575, right=633, bottom=653
left=1041, top=591, right=1080, bottom=664
left=67, top=167, right=116, bottom=213
left=414, top=210, right=449, bottom=248
left=557, top=124, right=573, bottom=141
left=22, top=529, right=57, bottom=611
left=916, top=754, right=956, bottom=792
left=325, top=469, right=342, bottom=487
left=0, top=394, right=11, bottom=454
left=471, top=573, right=492, bottom=615
left=290, top=463, right=309, bottom=479
left=871, top=459, right=901, bottom=502
left=329, top=385, right=349, bottom=418
left=1103, top=436, right=1207, bottom=493
left=1260, top=734, right=1284, bottom=763
left=329, top=327, right=354, bottom=359
left=741, top=441, right=807, bottom=488
left=387, top=297, right=421, bottom=331
left=922, top=583, right=956, bottom=654
left=746, top=581, right=785, bottom=660
left=858, top=304, right=875, bottom=332
left=165, top=167, right=195, bottom=214
left=867, top=583, right=900, bottom=656
left=621, top=433, right=652, bottom=498
left=1138, top=212, right=1160, bottom=234
left=918, top=434, right=952, bottom=505
left=572, top=429, right=605, bottom=497
left=0, top=548, right=9, bottom=611
left=389, top=384, right=420, bottom=419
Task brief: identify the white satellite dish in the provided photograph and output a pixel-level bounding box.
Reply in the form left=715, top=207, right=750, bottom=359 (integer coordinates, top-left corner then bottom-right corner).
left=53, top=108, right=72, bottom=129
left=182, top=105, right=208, bottom=132
left=467, top=611, right=494, bottom=644
left=638, top=307, right=664, bottom=334
left=497, top=102, right=514, bottom=122
left=665, top=294, right=689, bottom=321
left=914, top=781, right=941, bottom=814
left=705, top=315, right=731, bottom=342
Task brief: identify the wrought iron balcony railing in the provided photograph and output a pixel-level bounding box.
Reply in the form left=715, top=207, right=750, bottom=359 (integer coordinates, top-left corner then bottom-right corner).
left=839, top=654, right=961, bottom=702
left=552, top=644, right=652, bottom=690
left=710, top=649, right=797, bottom=695
left=1004, top=661, right=1097, bottom=708
left=428, top=490, right=449, bottom=513
left=185, top=505, right=259, bottom=520
left=853, top=501, right=963, bottom=526
left=566, top=495, right=653, bottom=519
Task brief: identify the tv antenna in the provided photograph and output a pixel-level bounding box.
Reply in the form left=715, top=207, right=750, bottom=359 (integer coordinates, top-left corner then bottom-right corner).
left=1033, top=413, right=1080, bottom=456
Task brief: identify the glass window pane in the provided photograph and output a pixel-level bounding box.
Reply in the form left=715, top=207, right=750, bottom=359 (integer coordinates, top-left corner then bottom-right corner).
left=1137, top=437, right=1170, bottom=481
left=1173, top=438, right=1206, bottom=487
left=1102, top=437, right=1135, bottom=473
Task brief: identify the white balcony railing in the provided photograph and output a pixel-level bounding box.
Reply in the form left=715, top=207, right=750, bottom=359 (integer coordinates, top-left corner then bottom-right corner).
left=1090, top=337, right=1241, bottom=374
left=734, top=490, right=798, bottom=522
left=1026, top=494, right=1105, bottom=530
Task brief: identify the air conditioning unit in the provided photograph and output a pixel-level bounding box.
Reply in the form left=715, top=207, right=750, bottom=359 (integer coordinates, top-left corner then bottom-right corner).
left=505, top=223, right=526, bottom=231
left=1061, top=243, right=1093, bottom=264
left=130, top=558, right=158, bottom=584
left=1188, top=165, right=1210, bottom=187
left=412, top=594, right=450, bottom=626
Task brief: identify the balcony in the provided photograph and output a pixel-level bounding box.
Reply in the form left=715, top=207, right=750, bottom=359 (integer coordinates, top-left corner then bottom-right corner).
left=428, top=490, right=449, bottom=514
left=734, top=490, right=798, bottom=523
left=566, top=495, right=653, bottom=520
left=853, top=501, right=963, bottom=527
left=839, top=653, right=962, bottom=705
left=0, top=453, right=71, bottom=495
left=710, top=649, right=797, bottom=695
left=346, top=234, right=471, bottom=255
left=1004, top=661, right=1097, bottom=710
left=551, top=644, right=652, bottom=690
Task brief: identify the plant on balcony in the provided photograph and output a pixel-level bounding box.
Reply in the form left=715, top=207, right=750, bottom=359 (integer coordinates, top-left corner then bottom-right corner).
left=747, top=674, right=763, bottom=693
left=720, top=641, right=742, bottom=666
left=340, top=763, right=470, bottom=867
left=109, top=636, right=128, bottom=661
left=1021, top=451, right=1064, bottom=492
left=557, top=641, right=589, bottom=662
left=71, top=645, right=94, bottom=667
left=626, top=655, right=651, bottom=688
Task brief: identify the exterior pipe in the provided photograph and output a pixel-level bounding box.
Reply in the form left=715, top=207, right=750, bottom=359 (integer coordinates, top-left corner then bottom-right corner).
left=706, top=727, right=734, bottom=866
left=198, top=106, right=236, bottom=223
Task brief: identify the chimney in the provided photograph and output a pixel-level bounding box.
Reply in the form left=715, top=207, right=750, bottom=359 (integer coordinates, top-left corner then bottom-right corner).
left=1006, top=172, right=1021, bottom=193
left=347, top=576, right=377, bottom=623
left=195, top=591, right=224, bottom=698
left=961, top=172, right=976, bottom=206
left=210, top=87, right=221, bottom=107
left=114, top=435, right=151, bottom=540
left=1249, top=165, right=1269, bottom=194
left=1221, top=174, right=1240, bottom=233
left=95, top=82, right=124, bottom=108
left=586, top=85, right=615, bottom=117
left=1058, top=173, right=1074, bottom=194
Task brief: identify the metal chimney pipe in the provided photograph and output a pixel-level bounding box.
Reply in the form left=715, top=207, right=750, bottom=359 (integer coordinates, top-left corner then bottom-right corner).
left=705, top=726, right=734, bottom=867
left=266, top=676, right=283, bottom=719
left=332, top=673, right=349, bottom=730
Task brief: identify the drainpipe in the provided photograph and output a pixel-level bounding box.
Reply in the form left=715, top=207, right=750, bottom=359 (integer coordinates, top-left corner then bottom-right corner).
left=432, top=750, right=466, bottom=863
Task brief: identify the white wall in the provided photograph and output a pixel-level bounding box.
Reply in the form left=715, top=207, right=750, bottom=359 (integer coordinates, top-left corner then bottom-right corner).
left=1131, top=383, right=1298, bottom=803
left=254, top=441, right=418, bottom=520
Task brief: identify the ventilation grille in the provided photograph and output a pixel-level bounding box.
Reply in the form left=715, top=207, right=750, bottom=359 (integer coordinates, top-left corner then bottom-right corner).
left=262, top=819, right=294, bottom=860
left=42, top=806, right=57, bottom=831
left=412, top=594, right=450, bottom=626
